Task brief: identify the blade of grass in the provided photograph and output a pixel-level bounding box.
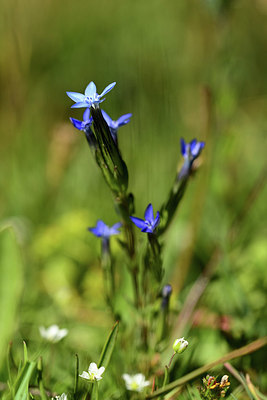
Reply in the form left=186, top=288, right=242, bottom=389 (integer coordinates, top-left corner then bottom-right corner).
left=97, top=321, right=119, bottom=369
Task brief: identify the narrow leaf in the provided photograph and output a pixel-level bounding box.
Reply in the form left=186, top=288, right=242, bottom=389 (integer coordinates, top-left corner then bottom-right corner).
left=97, top=321, right=119, bottom=369
left=74, top=354, right=79, bottom=399
left=14, top=361, right=36, bottom=400
left=23, top=342, right=28, bottom=367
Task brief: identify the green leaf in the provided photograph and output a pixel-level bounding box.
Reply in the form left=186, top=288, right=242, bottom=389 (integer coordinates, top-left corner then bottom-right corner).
left=23, top=342, right=28, bottom=367
left=14, top=361, right=36, bottom=400
left=97, top=321, right=119, bottom=369
left=0, top=228, right=24, bottom=369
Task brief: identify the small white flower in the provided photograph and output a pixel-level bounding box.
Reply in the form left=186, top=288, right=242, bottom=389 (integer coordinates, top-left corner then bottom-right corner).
left=53, top=394, right=67, bottom=400
left=122, top=373, right=150, bottom=392
left=172, top=337, right=188, bottom=354
left=79, top=362, right=105, bottom=382
left=39, top=325, right=68, bottom=343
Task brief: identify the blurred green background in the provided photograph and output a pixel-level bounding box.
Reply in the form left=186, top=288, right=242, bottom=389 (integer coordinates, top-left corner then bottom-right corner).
left=0, top=0, right=267, bottom=394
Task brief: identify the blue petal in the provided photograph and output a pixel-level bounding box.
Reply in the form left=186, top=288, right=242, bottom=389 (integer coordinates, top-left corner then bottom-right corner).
left=109, top=222, right=122, bottom=235
left=66, top=92, right=85, bottom=102
left=83, top=108, right=91, bottom=122
left=141, top=226, right=153, bottom=233
left=180, top=138, right=186, bottom=157
left=191, top=142, right=201, bottom=157
left=154, top=211, right=160, bottom=227
left=85, top=81, right=96, bottom=96
left=116, top=113, right=132, bottom=127
left=162, top=284, right=172, bottom=298
left=190, top=139, right=197, bottom=153
left=100, top=82, right=116, bottom=97
left=71, top=101, right=90, bottom=109
left=70, top=118, right=83, bottom=130
left=111, top=222, right=122, bottom=230
left=144, top=203, right=154, bottom=222
left=130, top=216, right=147, bottom=230
left=101, top=110, right=113, bottom=126
left=88, top=220, right=107, bottom=237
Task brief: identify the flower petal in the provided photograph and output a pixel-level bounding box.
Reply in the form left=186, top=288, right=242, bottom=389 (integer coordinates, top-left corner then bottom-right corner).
left=70, top=118, right=83, bottom=130
left=79, top=371, right=90, bottom=380
left=116, top=113, right=132, bottom=126
left=71, top=101, right=90, bottom=109
left=141, top=226, right=153, bottom=233
left=85, top=81, right=96, bottom=96
left=154, top=211, right=160, bottom=226
left=130, top=216, right=147, bottom=230
left=101, top=110, right=113, bottom=126
left=83, top=108, right=91, bottom=122
left=100, top=82, right=116, bottom=97
left=66, top=91, right=85, bottom=102
left=144, top=203, right=154, bottom=222
left=98, top=366, right=105, bottom=375
left=180, top=138, right=186, bottom=157
left=88, top=362, right=98, bottom=374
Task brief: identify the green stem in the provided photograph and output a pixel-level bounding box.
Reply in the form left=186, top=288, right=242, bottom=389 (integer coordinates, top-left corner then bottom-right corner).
left=115, top=192, right=141, bottom=309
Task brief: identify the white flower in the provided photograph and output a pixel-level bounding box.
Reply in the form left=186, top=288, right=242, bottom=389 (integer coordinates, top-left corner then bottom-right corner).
left=122, top=373, right=150, bottom=392
left=53, top=394, right=67, bottom=400
left=79, top=362, right=105, bottom=382
left=39, top=325, right=68, bottom=343
left=172, top=337, right=188, bottom=354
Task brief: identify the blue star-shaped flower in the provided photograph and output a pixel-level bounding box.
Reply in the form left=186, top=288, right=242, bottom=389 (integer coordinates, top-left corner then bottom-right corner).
left=88, top=220, right=122, bottom=238
left=101, top=110, right=132, bottom=144
left=130, top=203, right=160, bottom=234
left=180, top=138, right=205, bottom=161
left=70, top=108, right=93, bottom=131
left=67, top=81, right=116, bottom=109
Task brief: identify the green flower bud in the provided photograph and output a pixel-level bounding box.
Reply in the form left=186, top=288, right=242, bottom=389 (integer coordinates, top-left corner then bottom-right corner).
left=172, top=337, right=188, bottom=354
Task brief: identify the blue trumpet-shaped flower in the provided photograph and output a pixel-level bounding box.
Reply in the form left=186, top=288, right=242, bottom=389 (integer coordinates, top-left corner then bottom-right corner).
left=70, top=108, right=93, bottom=132
left=88, top=220, right=121, bottom=238
left=67, top=81, right=116, bottom=109
left=101, top=110, right=132, bottom=144
left=130, top=204, right=160, bottom=234
left=179, top=138, right=205, bottom=179
left=180, top=138, right=205, bottom=161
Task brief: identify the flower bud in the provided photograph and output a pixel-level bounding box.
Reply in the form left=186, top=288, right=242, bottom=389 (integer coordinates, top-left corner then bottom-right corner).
left=172, top=337, right=188, bottom=354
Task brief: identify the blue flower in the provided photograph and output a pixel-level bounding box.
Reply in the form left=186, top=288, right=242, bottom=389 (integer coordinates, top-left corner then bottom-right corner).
left=130, top=204, right=160, bottom=234
left=88, top=220, right=122, bottom=238
left=180, top=138, right=205, bottom=161
left=67, top=81, right=116, bottom=109
left=162, top=284, right=172, bottom=299
left=101, top=110, right=132, bottom=144
left=161, top=284, right=172, bottom=309
left=70, top=108, right=93, bottom=131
